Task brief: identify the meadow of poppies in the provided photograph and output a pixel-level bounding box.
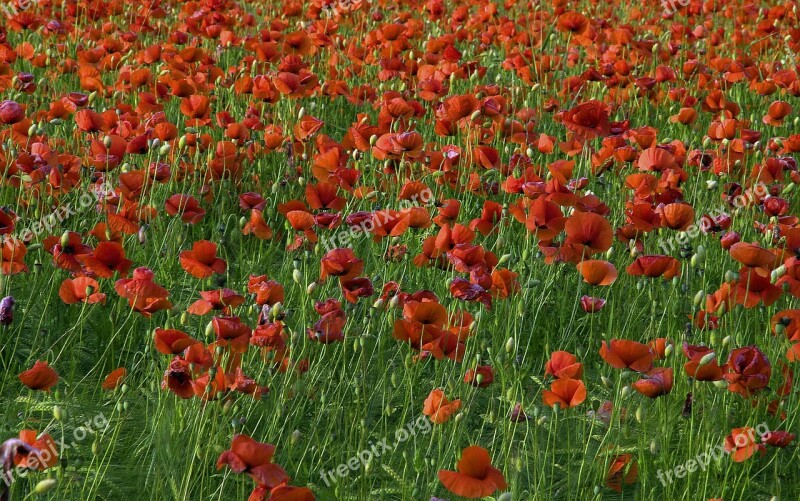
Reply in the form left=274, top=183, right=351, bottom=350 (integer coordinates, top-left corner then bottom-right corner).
left=1, top=0, right=800, bottom=499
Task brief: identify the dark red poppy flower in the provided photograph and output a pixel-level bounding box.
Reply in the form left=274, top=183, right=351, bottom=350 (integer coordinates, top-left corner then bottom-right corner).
left=217, top=435, right=289, bottom=488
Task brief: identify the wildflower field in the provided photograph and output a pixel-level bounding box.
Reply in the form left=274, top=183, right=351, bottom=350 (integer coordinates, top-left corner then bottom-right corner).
left=1, top=0, right=800, bottom=499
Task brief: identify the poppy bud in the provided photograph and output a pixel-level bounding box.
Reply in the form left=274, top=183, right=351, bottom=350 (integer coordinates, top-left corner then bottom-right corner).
left=650, top=440, right=659, bottom=454
left=664, top=344, right=674, bottom=357
left=724, top=270, right=738, bottom=282
left=713, top=380, right=728, bottom=389
left=601, top=376, right=612, bottom=388
left=297, top=176, right=305, bottom=186
left=60, top=230, right=70, bottom=249
left=34, top=479, right=58, bottom=494
left=782, top=183, right=795, bottom=195
left=693, top=290, right=706, bottom=306
left=505, top=337, right=515, bottom=354
left=270, top=302, right=283, bottom=321
left=222, top=399, right=233, bottom=415
left=158, top=143, right=170, bottom=156
left=698, top=351, right=716, bottom=366
left=306, top=282, right=318, bottom=295
left=138, top=226, right=146, bottom=245
left=27, top=123, right=38, bottom=137
left=536, top=415, right=547, bottom=426
left=771, top=265, right=786, bottom=282
left=635, top=406, right=643, bottom=423
left=621, top=386, right=631, bottom=398
left=292, top=269, right=303, bottom=284
left=53, top=405, right=63, bottom=421
left=722, top=335, right=731, bottom=346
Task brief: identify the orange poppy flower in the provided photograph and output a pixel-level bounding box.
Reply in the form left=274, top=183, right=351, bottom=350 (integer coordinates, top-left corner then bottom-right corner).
left=77, top=241, right=133, bottom=278
left=463, top=365, right=494, bottom=387
left=14, top=430, right=58, bottom=470
left=599, top=339, right=654, bottom=372
left=724, top=428, right=766, bottom=462
left=179, top=240, right=227, bottom=279
left=438, top=445, right=507, bottom=499
left=729, top=242, right=778, bottom=270
left=542, top=378, right=587, bottom=408
left=564, top=211, right=613, bottom=257
left=18, top=360, right=58, bottom=391
left=154, top=328, right=200, bottom=355
left=659, top=202, right=695, bottom=230
left=59, top=276, right=106, bottom=304
left=423, top=388, right=461, bottom=424
left=102, top=367, right=127, bottom=390
left=545, top=351, right=584, bottom=379
left=576, top=260, right=617, bottom=286
left=682, top=344, right=723, bottom=381
left=606, top=453, right=637, bottom=492
left=242, top=209, right=274, bottom=240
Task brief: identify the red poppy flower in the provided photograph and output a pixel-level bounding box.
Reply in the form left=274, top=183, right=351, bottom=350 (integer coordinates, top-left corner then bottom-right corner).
left=464, top=365, right=494, bottom=387
left=114, top=267, right=172, bottom=316
left=438, top=445, right=507, bottom=499
left=545, top=351, right=584, bottom=379
left=730, top=242, right=778, bottom=270
left=217, top=434, right=289, bottom=488
left=724, top=346, right=771, bottom=397
left=319, top=248, right=363, bottom=282
left=102, top=367, right=127, bottom=390
left=154, top=328, right=200, bottom=355
left=422, top=388, right=461, bottom=424
left=724, top=428, right=766, bottom=462
left=761, top=431, right=795, bottom=448
left=626, top=255, right=681, bottom=279
left=682, top=344, right=724, bottom=381
left=558, top=100, right=610, bottom=139
left=606, top=453, right=637, bottom=492
left=77, top=241, right=133, bottom=278
left=542, top=378, right=587, bottom=408
left=59, top=276, right=106, bottom=304
left=165, top=194, right=206, bottom=224
left=212, top=316, right=252, bottom=353
left=599, top=339, right=654, bottom=372
left=632, top=367, right=673, bottom=398
left=245, top=276, right=284, bottom=307
left=14, top=430, right=58, bottom=470
left=18, top=360, right=58, bottom=391
left=564, top=211, right=613, bottom=257
left=179, top=240, right=227, bottom=279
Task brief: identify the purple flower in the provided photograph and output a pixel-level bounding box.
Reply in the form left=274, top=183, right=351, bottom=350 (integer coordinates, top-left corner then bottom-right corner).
left=0, top=296, right=14, bottom=326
